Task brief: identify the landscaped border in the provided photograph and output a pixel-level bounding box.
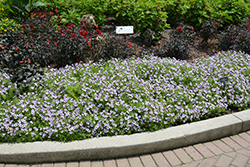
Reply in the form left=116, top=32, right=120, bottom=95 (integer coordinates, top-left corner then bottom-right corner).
left=0, top=108, right=249, bottom=164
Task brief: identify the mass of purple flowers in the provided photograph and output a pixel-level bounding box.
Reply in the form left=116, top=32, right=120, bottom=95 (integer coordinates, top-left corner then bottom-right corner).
left=0, top=50, right=249, bottom=143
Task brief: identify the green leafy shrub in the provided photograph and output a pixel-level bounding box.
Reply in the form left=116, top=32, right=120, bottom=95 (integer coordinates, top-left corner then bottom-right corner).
left=42, top=0, right=108, bottom=28
left=182, top=0, right=214, bottom=30
left=77, top=0, right=108, bottom=26
left=39, top=0, right=84, bottom=28
left=2, top=0, right=46, bottom=22
left=162, top=0, right=189, bottom=28
left=152, top=26, right=197, bottom=60
left=106, top=0, right=170, bottom=44
left=0, top=0, right=20, bottom=33
left=210, top=0, right=250, bottom=29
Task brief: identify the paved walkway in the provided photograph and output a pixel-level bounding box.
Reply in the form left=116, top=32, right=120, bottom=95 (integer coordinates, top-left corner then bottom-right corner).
left=1, top=130, right=250, bottom=167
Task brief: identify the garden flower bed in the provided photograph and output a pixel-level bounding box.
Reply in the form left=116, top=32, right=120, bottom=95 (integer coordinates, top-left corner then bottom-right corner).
left=0, top=50, right=249, bottom=143
left=0, top=0, right=250, bottom=144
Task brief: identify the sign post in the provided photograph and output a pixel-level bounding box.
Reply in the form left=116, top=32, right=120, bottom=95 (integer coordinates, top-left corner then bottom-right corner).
left=219, top=76, right=228, bottom=90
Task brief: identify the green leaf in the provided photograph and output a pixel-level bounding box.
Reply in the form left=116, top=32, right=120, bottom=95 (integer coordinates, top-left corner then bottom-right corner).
left=198, top=18, right=203, bottom=23
left=224, top=16, right=233, bottom=22
left=32, top=2, right=46, bottom=7
left=25, top=4, right=30, bottom=12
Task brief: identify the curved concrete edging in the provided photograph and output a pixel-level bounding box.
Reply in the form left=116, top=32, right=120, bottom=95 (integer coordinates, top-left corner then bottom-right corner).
left=0, top=109, right=250, bottom=164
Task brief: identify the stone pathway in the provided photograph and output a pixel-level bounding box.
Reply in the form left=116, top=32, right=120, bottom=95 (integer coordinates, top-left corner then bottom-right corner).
left=2, top=131, right=250, bottom=167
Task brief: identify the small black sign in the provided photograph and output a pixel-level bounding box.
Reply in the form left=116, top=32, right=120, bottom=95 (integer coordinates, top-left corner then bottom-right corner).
left=219, top=76, right=228, bottom=83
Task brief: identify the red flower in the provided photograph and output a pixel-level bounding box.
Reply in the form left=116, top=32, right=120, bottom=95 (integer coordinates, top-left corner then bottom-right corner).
left=0, top=45, right=4, bottom=49
left=191, top=27, right=194, bottom=31
left=82, top=20, right=87, bottom=24
left=246, top=24, right=250, bottom=28
left=200, top=30, right=203, bottom=32
left=34, top=34, right=36, bottom=37
left=128, top=42, right=132, bottom=47
left=54, top=42, right=57, bottom=46
left=61, top=34, right=65, bottom=36
left=84, top=38, right=87, bottom=41
left=83, top=31, right=88, bottom=37
left=57, top=15, right=61, bottom=20
left=38, top=13, right=43, bottom=17
left=19, top=61, right=24, bottom=64
left=30, top=25, right=34, bottom=29
left=77, top=58, right=81, bottom=63
left=25, top=44, right=29, bottom=48
left=27, top=58, right=31, bottom=63
left=43, top=12, right=47, bottom=17
left=59, top=29, right=63, bottom=33
left=47, top=39, right=50, bottom=44
left=96, top=29, right=102, bottom=35
left=72, top=33, right=76, bottom=38
left=55, top=8, right=58, bottom=13
left=50, top=12, right=54, bottom=15
left=57, top=25, right=60, bottom=29
left=211, top=21, right=213, bottom=25
left=178, top=27, right=182, bottom=32
left=88, top=41, right=91, bottom=47
left=21, top=25, right=25, bottom=28
left=89, top=36, right=92, bottom=40
left=157, top=41, right=161, bottom=45
left=46, top=20, right=48, bottom=23
left=142, top=45, right=145, bottom=48
left=80, top=30, right=84, bottom=36
left=94, top=24, right=98, bottom=28
left=66, top=29, right=69, bottom=33
left=232, top=36, right=236, bottom=40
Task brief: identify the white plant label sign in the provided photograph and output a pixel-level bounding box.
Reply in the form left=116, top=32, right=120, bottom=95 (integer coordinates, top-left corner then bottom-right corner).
left=116, top=26, right=134, bottom=34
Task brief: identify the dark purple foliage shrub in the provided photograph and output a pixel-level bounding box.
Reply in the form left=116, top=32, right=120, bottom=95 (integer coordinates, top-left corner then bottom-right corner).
left=217, top=23, right=250, bottom=55
left=0, top=9, right=102, bottom=91
left=93, top=35, right=136, bottom=62
left=199, top=17, right=219, bottom=44
left=152, top=26, right=197, bottom=60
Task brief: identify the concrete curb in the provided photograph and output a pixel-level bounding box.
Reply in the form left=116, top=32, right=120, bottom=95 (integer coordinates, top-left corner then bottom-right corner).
left=0, top=109, right=250, bottom=164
